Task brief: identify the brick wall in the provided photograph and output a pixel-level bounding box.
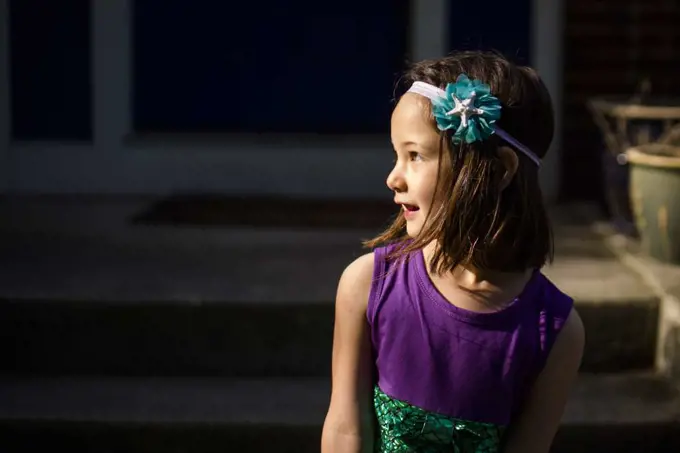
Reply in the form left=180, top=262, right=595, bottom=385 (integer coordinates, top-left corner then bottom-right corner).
left=561, top=0, right=680, bottom=201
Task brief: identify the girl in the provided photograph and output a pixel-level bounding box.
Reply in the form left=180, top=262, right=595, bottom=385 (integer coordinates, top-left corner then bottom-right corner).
left=321, top=51, right=585, bottom=453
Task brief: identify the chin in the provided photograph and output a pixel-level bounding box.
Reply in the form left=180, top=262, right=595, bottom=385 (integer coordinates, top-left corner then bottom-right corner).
left=405, top=222, right=423, bottom=238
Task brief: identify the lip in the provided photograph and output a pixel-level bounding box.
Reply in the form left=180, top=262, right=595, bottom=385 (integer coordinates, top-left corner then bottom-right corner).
left=401, top=204, right=420, bottom=220
left=403, top=209, right=418, bottom=220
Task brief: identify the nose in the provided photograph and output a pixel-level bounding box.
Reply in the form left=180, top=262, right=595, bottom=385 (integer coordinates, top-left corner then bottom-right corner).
left=386, top=165, right=406, bottom=193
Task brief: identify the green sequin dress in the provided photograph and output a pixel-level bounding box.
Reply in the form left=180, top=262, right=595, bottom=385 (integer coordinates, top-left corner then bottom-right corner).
left=373, top=386, right=505, bottom=453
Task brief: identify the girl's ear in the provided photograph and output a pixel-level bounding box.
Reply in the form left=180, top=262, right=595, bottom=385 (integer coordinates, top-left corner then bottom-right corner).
left=497, top=146, right=519, bottom=192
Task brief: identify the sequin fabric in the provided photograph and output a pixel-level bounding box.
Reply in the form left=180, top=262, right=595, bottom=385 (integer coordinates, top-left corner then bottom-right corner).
left=373, top=386, right=505, bottom=453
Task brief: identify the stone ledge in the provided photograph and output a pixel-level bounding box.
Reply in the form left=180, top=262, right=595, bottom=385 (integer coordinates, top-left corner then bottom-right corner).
left=593, top=222, right=680, bottom=389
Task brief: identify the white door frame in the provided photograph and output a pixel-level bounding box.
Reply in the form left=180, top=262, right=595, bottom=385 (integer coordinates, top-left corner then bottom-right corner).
left=533, top=0, right=564, bottom=204
left=0, top=0, right=562, bottom=202
left=0, top=0, right=10, bottom=193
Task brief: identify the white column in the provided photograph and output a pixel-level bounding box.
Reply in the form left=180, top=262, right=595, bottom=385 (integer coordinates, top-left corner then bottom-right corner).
left=0, top=0, right=10, bottom=193
left=92, top=0, right=131, bottom=153
left=532, top=0, right=563, bottom=204
left=411, top=0, right=448, bottom=61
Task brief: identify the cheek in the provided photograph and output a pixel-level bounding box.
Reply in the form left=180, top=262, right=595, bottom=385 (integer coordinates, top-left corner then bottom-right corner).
left=418, top=166, right=440, bottom=206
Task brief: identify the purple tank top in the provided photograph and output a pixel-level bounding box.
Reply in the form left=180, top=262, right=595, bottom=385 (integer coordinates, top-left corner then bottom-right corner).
left=367, top=243, right=574, bottom=426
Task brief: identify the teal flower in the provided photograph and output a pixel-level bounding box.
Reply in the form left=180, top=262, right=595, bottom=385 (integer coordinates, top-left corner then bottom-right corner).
left=431, top=74, right=502, bottom=144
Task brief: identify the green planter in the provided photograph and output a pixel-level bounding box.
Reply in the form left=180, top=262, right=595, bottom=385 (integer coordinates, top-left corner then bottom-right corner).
left=627, top=145, right=680, bottom=264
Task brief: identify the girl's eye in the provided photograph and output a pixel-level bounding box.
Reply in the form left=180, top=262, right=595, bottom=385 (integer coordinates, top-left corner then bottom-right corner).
left=409, top=151, right=422, bottom=162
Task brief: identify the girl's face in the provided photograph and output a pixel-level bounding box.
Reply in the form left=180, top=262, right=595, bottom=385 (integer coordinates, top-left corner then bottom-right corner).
left=388, top=93, right=442, bottom=237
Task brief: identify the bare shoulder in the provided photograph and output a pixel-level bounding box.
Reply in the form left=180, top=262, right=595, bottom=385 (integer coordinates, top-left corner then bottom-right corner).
left=503, top=307, right=585, bottom=453
left=336, top=252, right=375, bottom=311
left=557, top=307, right=586, bottom=356
left=322, top=252, right=377, bottom=452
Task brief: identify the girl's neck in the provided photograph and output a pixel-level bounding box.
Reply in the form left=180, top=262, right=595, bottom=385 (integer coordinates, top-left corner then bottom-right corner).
left=422, top=241, right=534, bottom=312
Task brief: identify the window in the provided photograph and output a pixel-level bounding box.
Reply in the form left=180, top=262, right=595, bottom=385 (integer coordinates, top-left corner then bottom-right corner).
left=133, top=1, right=410, bottom=134
left=9, top=0, right=91, bottom=141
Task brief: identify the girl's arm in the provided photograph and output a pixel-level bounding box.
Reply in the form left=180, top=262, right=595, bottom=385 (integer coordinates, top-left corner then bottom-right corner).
left=321, top=253, right=376, bottom=453
left=503, top=308, right=586, bottom=453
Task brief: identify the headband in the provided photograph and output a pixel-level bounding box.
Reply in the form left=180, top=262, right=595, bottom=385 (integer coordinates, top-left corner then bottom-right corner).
left=407, top=75, right=541, bottom=167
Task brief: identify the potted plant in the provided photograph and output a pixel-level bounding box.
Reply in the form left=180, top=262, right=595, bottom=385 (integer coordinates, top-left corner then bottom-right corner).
left=627, top=127, right=680, bottom=264
left=588, top=85, right=680, bottom=238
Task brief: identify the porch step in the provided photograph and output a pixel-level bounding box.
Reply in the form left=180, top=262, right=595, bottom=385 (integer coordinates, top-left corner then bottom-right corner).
left=0, top=373, right=678, bottom=453
left=0, top=216, right=660, bottom=376
left=0, top=294, right=658, bottom=377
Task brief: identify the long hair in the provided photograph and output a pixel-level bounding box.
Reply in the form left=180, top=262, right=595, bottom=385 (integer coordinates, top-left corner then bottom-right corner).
left=364, top=51, right=554, bottom=274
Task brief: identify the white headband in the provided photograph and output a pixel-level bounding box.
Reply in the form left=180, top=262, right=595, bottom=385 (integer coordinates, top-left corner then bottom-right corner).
left=407, top=81, right=541, bottom=167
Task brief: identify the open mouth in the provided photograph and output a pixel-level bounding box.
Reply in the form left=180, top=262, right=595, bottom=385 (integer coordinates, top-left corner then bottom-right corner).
left=403, top=204, right=420, bottom=213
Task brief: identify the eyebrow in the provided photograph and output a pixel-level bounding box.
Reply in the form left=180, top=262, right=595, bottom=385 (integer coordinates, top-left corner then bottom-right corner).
left=393, top=140, right=438, bottom=153
left=392, top=139, right=421, bottom=147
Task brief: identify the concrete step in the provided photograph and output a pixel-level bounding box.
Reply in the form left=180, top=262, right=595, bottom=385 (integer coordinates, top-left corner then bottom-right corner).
left=0, top=295, right=658, bottom=377
left=0, top=215, right=659, bottom=376
left=0, top=373, right=678, bottom=453
left=543, top=224, right=660, bottom=373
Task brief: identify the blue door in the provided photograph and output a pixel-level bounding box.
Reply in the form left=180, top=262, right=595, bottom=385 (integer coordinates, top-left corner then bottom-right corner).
left=133, top=1, right=411, bottom=134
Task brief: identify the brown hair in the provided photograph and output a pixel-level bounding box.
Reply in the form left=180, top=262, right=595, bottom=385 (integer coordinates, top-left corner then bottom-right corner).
left=364, top=51, right=554, bottom=274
